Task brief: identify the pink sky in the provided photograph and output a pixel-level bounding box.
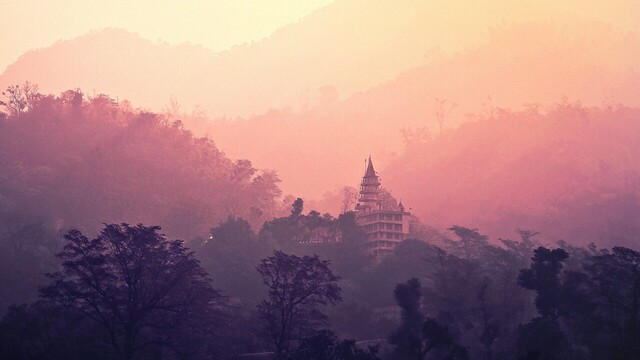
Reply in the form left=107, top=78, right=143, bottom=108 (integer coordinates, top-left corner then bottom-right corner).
left=2, top=0, right=639, bottom=73
left=0, top=0, right=331, bottom=72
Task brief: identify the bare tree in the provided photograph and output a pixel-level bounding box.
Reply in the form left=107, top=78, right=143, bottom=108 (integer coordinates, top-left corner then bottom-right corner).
left=435, top=98, right=457, bottom=134
left=1, top=82, right=40, bottom=117
left=163, top=95, right=182, bottom=118
left=341, top=186, right=357, bottom=213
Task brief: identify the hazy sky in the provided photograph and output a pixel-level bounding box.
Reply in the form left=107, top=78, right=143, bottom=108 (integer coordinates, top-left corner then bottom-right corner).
left=0, top=0, right=331, bottom=72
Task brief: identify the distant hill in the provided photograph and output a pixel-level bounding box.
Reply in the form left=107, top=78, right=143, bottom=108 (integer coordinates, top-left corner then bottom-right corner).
left=3, top=0, right=638, bottom=118
left=0, top=28, right=215, bottom=113
left=383, top=103, right=640, bottom=248
left=0, top=0, right=470, bottom=117
left=198, top=22, right=640, bottom=199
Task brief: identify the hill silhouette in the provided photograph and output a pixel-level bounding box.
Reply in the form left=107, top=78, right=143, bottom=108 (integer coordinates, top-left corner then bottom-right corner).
left=0, top=1, right=458, bottom=117
left=196, top=22, right=640, bottom=199
left=3, top=0, right=638, bottom=119
left=384, top=103, right=640, bottom=248
left=0, top=88, right=283, bottom=240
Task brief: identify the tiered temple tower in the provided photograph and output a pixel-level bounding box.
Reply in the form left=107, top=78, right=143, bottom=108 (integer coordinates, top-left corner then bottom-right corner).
left=357, top=157, right=381, bottom=212
left=355, top=157, right=410, bottom=258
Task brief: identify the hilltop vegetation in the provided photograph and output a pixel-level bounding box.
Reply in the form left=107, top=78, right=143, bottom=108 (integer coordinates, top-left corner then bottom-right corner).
left=191, top=22, right=640, bottom=198
left=0, top=84, right=283, bottom=238
left=0, top=85, right=283, bottom=310
left=384, top=103, right=640, bottom=248
left=0, top=86, right=639, bottom=359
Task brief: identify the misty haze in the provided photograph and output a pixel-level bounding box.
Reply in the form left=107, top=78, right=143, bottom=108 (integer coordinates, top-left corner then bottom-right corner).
left=1, top=1, right=640, bottom=359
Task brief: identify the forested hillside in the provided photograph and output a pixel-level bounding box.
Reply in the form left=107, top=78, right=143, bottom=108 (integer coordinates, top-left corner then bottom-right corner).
left=384, top=103, right=640, bottom=248
left=0, top=85, right=283, bottom=310
left=2, top=0, right=640, bottom=358
left=197, top=22, right=640, bottom=198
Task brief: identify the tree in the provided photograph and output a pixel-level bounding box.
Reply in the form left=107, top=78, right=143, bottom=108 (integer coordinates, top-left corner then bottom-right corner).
left=288, top=330, right=380, bottom=360
left=500, top=229, right=541, bottom=267
left=0, top=302, right=107, bottom=360
left=518, top=247, right=569, bottom=319
left=389, top=278, right=426, bottom=360
left=516, top=247, right=571, bottom=359
left=198, top=216, right=268, bottom=301
left=445, top=226, right=489, bottom=261
left=434, top=98, right=456, bottom=134
left=291, top=198, right=304, bottom=218
left=341, top=186, right=357, bottom=213
left=209, top=215, right=256, bottom=246
left=516, top=317, right=571, bottom=360
left=377, top=188, right=399, bottom=210
left=40, top=223, right=224, bottom=360
left=563, top=246, right=640, bottom=359
left=256, top=251, right=342, bottom=358
left=389, top=278, right=468, bottom=360
left=1, top=82, right=40, bottom=117
left=421, top=318, right=469, bottom=360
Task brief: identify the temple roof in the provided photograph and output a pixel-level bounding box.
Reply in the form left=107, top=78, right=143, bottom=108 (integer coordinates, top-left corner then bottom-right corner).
left=364, top=156, right=377, bottom=178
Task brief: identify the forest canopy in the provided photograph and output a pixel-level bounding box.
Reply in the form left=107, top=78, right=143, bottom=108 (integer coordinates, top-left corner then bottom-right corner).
left=0, top=85, right=285, bottom=311
left=1, top=85, right=640, bottom=360
left=0, top=84, right=284, bottom=239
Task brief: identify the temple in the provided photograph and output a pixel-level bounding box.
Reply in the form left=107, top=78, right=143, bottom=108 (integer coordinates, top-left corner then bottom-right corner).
left=355, top=157, right=410, bottom=258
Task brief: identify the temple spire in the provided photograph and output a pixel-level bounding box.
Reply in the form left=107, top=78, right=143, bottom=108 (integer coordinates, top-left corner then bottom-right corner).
left=354, top=156, right=411, bottom=259
left=357, top=156, right=380, bottom=211
left=364, top=156, right=377, bottom=178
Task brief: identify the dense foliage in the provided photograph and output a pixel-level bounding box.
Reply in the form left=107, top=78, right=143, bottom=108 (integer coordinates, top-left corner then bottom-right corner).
left=2, top=87, right=640, bottom=359
left=41, top=224, right=224, bottom=359
left=4, top=210, right=640, bottom=359
left=0, top=84, right=283, bottom=239
left=0, top=85, right=283, bottom=310
left=384, top=103, right=640, bottom=248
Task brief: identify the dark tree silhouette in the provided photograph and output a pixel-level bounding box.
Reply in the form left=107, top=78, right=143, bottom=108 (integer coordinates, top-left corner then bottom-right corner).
left=421, top=319, right=469, bottom=360
left=291, top=198, right=304, bottom=218
left=256, top=251, right=341, bottom=358
left=389, top=278, right=425, bottom=360
left=516, top=247, right=571, bottom=359
left=516, top=317, right=571, bottom=360
left=198, top=216, right=268, bottom=301
left=288, top=330, right=380, bottom=360
left=259, top=198, right=306, bottom=246
left=209, top=215, right=256, bottom=245
left=563, top=246, right=640, bottom=359
left=389, top=278, right=468, bottom=360
left=518, top=247, right=569, bottom=319
left=40, top=223, right=224, bottom=360
left=0, top=302, right=108, bottom=360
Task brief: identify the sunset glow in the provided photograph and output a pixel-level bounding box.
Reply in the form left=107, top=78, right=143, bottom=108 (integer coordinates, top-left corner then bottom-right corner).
left=1, top=1, right=640, bottom=358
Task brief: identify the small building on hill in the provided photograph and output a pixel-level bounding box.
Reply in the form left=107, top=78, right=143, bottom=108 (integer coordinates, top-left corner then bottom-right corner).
left=355, top=157, right=410, bottom=258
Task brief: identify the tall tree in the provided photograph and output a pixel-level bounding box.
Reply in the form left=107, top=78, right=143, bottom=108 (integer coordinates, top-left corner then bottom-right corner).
left=563, top=246, right=640, bottom=359
left=445, top=226, right=489, bottom=261
left=198, top=216, right=268, bottom=301
left=291, top=198, right=304, bottom=218
left=389, top=278, right=468, bottom=360
left=518, top=247, right=569, bottom=319
left=41, top=223, right=224, bottom=360
left=388, top=278, right=426, bottom=360
left=256, top=251, right=341, bottom=358
left=516, top=247, right=571, bottom=359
